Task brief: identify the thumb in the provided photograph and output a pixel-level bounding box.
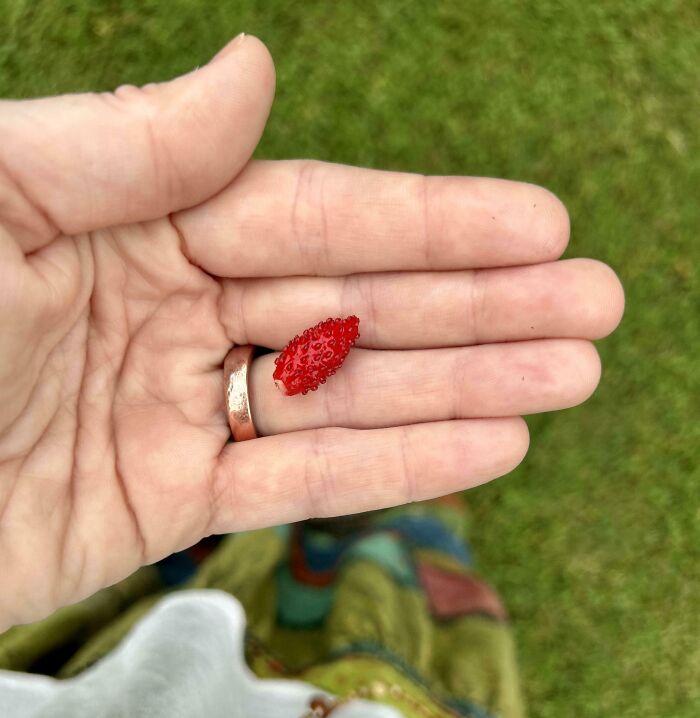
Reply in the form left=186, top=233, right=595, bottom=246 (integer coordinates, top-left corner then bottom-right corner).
left=0, top=34, right=275, bottom=251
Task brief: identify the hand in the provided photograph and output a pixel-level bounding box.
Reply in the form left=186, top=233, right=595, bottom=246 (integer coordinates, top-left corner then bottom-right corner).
left=0, top=35, right=624, bottom=629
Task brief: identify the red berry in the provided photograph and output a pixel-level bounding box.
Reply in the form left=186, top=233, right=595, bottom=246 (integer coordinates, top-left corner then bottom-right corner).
left=273, top=316, right=360, bottom=396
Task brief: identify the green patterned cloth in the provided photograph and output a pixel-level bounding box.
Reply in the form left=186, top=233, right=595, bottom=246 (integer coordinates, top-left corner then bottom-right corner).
left=0, top=495, right=524, bottom=717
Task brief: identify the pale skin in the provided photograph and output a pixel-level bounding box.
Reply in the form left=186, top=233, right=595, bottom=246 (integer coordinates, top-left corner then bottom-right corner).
left=0, top=35, right=624, bottom=630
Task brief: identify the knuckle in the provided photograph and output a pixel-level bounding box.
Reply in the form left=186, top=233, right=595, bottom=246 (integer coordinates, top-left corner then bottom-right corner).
left=467, top=269, right=487, bottom=344
left=451, top=350, right=472, bottom=419
left=305, top=428, right=341, bottom=517
left=291, top=160, right=329, bottom=273
left=341, top=274, right=377, bottom=345
left=219, top=280, right=249, bottom=346
left=99, top=86, right=175, bottom=202
left=398, top=425, right=417, bottom=503
left=418, top=174, right=432, bottom=266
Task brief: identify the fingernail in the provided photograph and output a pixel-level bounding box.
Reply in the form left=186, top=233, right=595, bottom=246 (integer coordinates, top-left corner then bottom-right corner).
left=210, top=33, right=247, bottom=64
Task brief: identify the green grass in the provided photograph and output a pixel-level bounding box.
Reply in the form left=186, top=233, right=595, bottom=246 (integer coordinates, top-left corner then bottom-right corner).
left=1, top=1, right=699, bottom=715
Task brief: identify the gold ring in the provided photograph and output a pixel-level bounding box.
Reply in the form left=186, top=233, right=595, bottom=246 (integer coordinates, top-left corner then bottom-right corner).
left=223, top=345, right=259, bottom=441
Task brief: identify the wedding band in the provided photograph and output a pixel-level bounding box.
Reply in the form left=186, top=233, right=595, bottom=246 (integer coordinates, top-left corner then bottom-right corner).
left=223, top=345, right=259, bottom=441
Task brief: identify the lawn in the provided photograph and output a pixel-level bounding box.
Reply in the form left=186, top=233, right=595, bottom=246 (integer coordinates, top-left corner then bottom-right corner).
left=1, top=0, right=698, bottom=715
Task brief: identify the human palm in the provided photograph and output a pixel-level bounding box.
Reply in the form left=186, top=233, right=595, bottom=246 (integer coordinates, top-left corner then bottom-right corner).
left=0, top=36, right=623, bottom=629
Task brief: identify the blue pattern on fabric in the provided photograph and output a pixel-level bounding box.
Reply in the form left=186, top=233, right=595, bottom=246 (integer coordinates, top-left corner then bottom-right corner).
left=299, top=529, right=352, bottom=572
left=377, top=515, right=472, bottom=566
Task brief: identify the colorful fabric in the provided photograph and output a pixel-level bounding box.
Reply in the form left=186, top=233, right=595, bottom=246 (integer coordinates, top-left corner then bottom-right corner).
left=0, top=495, right=524, bottom=718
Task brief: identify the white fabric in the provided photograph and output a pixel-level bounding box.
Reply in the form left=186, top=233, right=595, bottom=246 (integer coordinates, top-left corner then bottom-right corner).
left=0, top=590, right=403, bottom=718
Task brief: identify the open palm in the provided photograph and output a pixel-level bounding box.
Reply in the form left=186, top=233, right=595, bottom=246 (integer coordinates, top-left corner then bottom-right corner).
left=0, top=36, right=623, bottom=629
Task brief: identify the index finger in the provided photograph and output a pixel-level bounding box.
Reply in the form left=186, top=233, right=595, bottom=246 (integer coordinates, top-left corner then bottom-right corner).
left=173, top=160, right=570, bottom=277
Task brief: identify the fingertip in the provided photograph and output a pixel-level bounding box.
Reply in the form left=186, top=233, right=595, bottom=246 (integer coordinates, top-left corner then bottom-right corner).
left=567, top=339, right=603, bottom=406
left=208, top=33, right=276, bottom=102
left=558, top=259, right=625, bottom=339
left=459, top=417, right=530, bottom=489
left=475, top=178, right=570, bottom=265
left=196, top=33, right=276, bottom=161
left=530, top=185, right=571, bottom=260
left=501, top=415, right=530, bottom=476
left=589, top=260, right=626, bottom=338
left=209, top=33, right=249, bottom=63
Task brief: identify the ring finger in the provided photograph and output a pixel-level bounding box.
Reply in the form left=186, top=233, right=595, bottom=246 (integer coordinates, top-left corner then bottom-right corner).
left=248, top=338, right=601, bottom=435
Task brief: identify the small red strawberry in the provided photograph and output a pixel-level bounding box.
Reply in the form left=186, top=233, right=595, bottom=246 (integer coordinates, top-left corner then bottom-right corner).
left=273, top=316, right=360, bottom=396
